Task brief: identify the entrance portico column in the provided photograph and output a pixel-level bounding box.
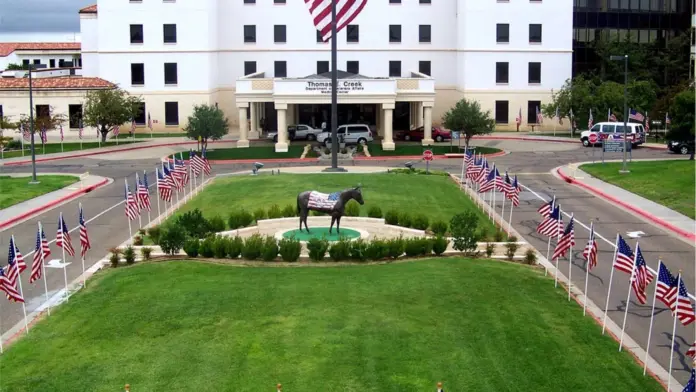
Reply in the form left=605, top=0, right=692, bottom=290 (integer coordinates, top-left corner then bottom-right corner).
left=422, top=104, right=433, bottom=146
left=237, top=102, right=249, bottom=148
left=417, top=103, right=424, bottom=127
left=249, top=103, right=260, bottom=140
left=275, top=103, right=288, bottom=153
left=376, top=108, right=382, bottom=137
left=382, top=102, right=395, bottom=151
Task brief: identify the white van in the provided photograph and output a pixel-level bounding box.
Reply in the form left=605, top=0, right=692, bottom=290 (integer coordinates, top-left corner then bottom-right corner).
left=580, top=122, right=646, bottom=147
left=317, top=124, right=374, bottom=146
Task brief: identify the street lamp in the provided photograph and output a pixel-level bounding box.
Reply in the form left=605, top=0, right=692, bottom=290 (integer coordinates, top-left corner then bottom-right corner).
left=610, top=54, right=629, bottom=174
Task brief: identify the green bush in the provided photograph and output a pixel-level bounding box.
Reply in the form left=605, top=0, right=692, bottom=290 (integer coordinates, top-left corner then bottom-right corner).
left=183, top=239, right=200, bottom=257
left=242, top=233, right=264, bottom=260
left=267, top=204, right=283, bottom=219
left=278, top=237, right=301, bottom=262
left=208, top=215, right=226, bottom=233
left=432, top=236, right=449, bottom=256
left=310, top=210, right=326, bottom=216
left=328, top=238, right=351, bottom=261
left=404, top=238, right=422, bottom=257
left=494, top=230, right=505, bottom=242
left=350, top=239, right=369, bottom=261
left=386, top=237, right=405, bottom=259
left=398, top=213, right=412, bottom=228
left=431, top=220, right=448, bottom=236
left=413, top=214, right=429, bottom=230
left=365, top=238, right=389, bottom=260
left=384, top=209, right=399, bottom=225
left=253, top=208, right=267, bottom=222
left=227, top=236, right=243, bottom=259
left=344, top=200, right=360, bottom=217
left=140, top=247, right=153, bottom=260
left=159, top=224, right=187, bottom=255
left=485, top=242, right=496, bottom=258
left=133, top=235, right=143, bottom=246
left=147, top=225, right=162, bottom=245
left=450, top=212, right=480, bottom=255
left=307, top=237, right=329, bottom=262
left=478, top=227, right=492, bottom=242
left=228, top=210, right=254, bottom=229
left=123, top=246, right=136, bottom=265
left=261, top=236, right=279, bottom=261
left=367, top=206, right=382, bottom=218
left=213, top=236, right=230, bottom=258
left=109, top=249, right=121, bottom=268
left=175, top=209, right=211, bottom=239
left=198, top=236, right=216, bottom=258
left=282, top=204, right=296, bottom=217
left=524, top=248, right=538, bottom=265
left=505, top=236, right=519, bottom=261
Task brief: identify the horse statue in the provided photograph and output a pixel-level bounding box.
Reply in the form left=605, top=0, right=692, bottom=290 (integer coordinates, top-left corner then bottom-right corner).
left=297, top=186, right=364, bottom=234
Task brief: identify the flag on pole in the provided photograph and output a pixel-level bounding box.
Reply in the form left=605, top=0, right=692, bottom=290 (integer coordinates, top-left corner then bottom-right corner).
left=613, top=235, right=634, bottom=274
left=190, top=149, right=204, bottom=176
left=537, top=205, right=562, bottom=237
left=59, top=124, right=64, bottom=141
left=478, top=166, right=498, bottom=193
left=551, top=216, right=575, bottom=260
left=21, top=123, right=30, bottom=141
left=56, top=213, right=75, bottom=257
left=158, top=166, right=174, bottom=202
left=201, top=147, right=212, bottom=175
left=466, top=154, right=480, bottom=180
left=464, top=148, right=474, bottom=166
left=0, top=268, right=22, bottom=303
left=516, top=107, right=522, bottom=127
left=137, top=173, right=152, bottom=211
left=645, top=112, right=650, bottom=133
left=113, top=125, right=120, bottom=138
left=306, top=0, right=368, bottom=42
left=687, top=342, right=696, bottom=359
left=176, top=153, right=190, bottom=185
left=147, top=112, right=153, bottom=130
left=655, top=262, right=677, bottom=308
left=503, top=171, right=513, bottom=198
left=588, top=109, right=594, bottom=129
left=509, top=175, right=520, bottom=207
left=494, top=167, right=506, bottom=192
left=30, top=224, right=51, bottom=283
left=582, top=223, right=598, bottom=271
left=131, top=119, right=136, bottom=136
left=5, top=237, right=26, bottom=302
left=674, top=278, right=696, bottom=326
left=683, top=367, right=695, bottom=392
left=537, top=196, right=555, bottom=218
left=609, top=109, right=617, bottom=122
left=628, top=108, right=645, bottom=122
left=78, top=121, right=84, bottom=139
left=125, top=181, right=139, bottom=220
left=630, top=244, right=654, bottom=304
left=40, top=126, right=47, bottom=144
left=666, top=112, right=671, bottom=125
left=476, top=159, right=490, bottom=185
left=79, top=205, right=91, bottom=258
left=536, top=106, right=543, bottom=124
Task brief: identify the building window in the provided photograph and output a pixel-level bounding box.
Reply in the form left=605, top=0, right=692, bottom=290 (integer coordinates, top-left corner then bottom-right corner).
left=33, top=59, right=41, bottom=65
left=134, top=102, right=146, bottom=125
left=346, top=61, right=359, bottom=74
left=419, top=25, right=431, bottom=43
left=164, top=63, right=178, bottom=85
left=274, top=0, right=285, bottom=3
left=274, top=25, right=286, bottom=43
left=495, top=101, right=509, bottom=124
left=495, top=62, right=509, bottom=84
left=131, top=63, right=145, bottom=85
left=529, top=24, right=542, bottom=43
left=0, top=105, right=3, bottom=123
left=389, top=0, right=401, bottom=3
left=418, top=61, right=431, bottom=76
left=244, top=25, right=256, bottom=43
left=346, top=25, right=359, bottom=43
left=130, top=24, right=144, bottom=43
left=22, top=59, right=29, bottom=67
left=165, top=102, right=179, bottom=125
left=389, top=25, right=401, bottom=43
left=389, top=61, right=401, bottom=77
left=243, top=0, right=255, bottom=3
left=163, top=24, right=177, bottom=43
left=36, top=105, right=50, bottom=120
left=49, top=59, right=56, bottom=68
left=419, top=0, right=431, bottom=3
left=244, top=61, right=256, bottom=75
left=68, top=104, right=83, bottom=128
left=274, top=61, right=287, bottom=77
left=496, top=24, right=509, bottom=43
left=58, top=59, right=65, bottom=68
left=527, top=101, right=541, bottom=124
left=317, top=61, right=329, bottom=74
left=316, top=30, right=324, bottom=43
left=528, top=62, right=541, bottom=84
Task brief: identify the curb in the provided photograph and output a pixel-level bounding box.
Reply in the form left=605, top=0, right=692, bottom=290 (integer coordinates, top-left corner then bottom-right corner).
left=0, top=178, right=110, bottom=231
left=474, top=135, right=667, bottom=150
left=555, top=167, right=696, bottom=242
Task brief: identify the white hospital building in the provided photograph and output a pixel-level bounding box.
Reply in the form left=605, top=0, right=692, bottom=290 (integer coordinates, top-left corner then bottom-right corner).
left=2, top=0, right=573, bottom=150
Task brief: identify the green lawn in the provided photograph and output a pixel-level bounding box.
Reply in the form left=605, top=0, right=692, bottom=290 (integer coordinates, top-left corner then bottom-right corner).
left=204, top=146, right=307, bottom=160
left=2, top=141, right=141, bottom=159
left=582, top=160, right=695, bottom=219
left=368, top=145, right=501, bottom=156
left=0, top=260, right=663, bottom=391
left=113, top=132, right=189, bottom=139
left=0, top=175, right=78, bottom=209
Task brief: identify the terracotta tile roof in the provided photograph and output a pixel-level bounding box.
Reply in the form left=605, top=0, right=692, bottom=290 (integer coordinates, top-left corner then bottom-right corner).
left=0, top=77, right=115, bottom=90
left=79, top=4, right=97, bottom=14
left=0, top=43, right=81, bottom=57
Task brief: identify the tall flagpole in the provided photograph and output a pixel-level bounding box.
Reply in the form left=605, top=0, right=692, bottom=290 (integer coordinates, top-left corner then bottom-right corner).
left=619, top=241, right=639, bottom=352
left=554, top=205, right=562, bottom=288
left=126, top=179, right=133, bottom=241
left=59, top=214, right=69, bottom=302
left=508, top=201, right=514, bottom=237
left=459, top=149, right=466, bottom=189
left=145, top=170, right=152, bottom=225
left=135, top=174, right=142, bottom=230
left=79, top=203, right=86, bottom=288
left=567, top=213, right=574, bottom=301
left=544, top=195, right=556, bottom=276
left=155, top=167, right=162, bottom=224
left=667, top=272, right=681, bottom=392
left=602, top=233, right=620, bottom=335
left=189, top=162, right=193, bottom=200
left=583, top=221, right=593, bottom=316
left=501, top=182, right=506, bottom=230
left=12, top=236, right=30, bottom=334
left=39, top=222, right=51, bottom=315
left=643, top=260, right=661, bottom=375
left=0, top=303, right=3, bottom=352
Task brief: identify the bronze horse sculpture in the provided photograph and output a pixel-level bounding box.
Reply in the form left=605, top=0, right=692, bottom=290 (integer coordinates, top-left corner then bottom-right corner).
left=297, top=187, right=364, bottom=234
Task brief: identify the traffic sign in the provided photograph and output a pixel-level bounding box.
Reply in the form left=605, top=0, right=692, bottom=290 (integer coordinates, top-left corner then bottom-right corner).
left=588, top=133, right=598, bottom=144
left=423, top=150, right=433, bottom=161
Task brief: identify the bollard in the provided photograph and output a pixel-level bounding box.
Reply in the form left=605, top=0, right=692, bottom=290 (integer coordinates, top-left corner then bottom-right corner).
left=437, top=381, right=443, bottom=392
left=276, top=383, right=282, bottom=392
left=124, top=384, right=130, bottom=392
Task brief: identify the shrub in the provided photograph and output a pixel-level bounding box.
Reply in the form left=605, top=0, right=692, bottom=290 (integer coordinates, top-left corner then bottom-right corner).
left=208, top=215, right=226, bottom=233
left=278, top=237, right=301, bottom=262
left=159, top=224, right=187, bottom=255
left=133, top=235, right=143, bottom=246
left=384, top=210, right=399, bottom=225
left=140, top=247, right=153, bottom=260
left=524, top=248, right=538, bottom=265
left=344, top=200, right=360, bottom=217
left=282, top=204, right=296, bottom=217
left=386, top=237, right=405, bottom=259
left=404, top=238, right=422, bottom=257
left=430, top=220, right=448, bottom=236
left=109, top=248, right=121, bottom=268
left=307, top=237, right=329, bottom=262
left=183, top=239, right=200, bottom=257
left=123, top=246, right=136, bottom=265
left=213, top=236, right=230, bottom=258
left=450, top=212, right=480, bottom=255
left=413, top=214, right=429, bottom=230
left=228, top=210, right=254, bottom=229
left=138, top=229, right=146, bottom=236
left=253, top=208, right=267, bottom=222
left=175, top=209, right=211, bottom=239
left=478, top=227, right=491, bottom=242
left=242, top=233, right=264, bottom=260
left=310, top=210, right=325, bottom=216
left=432, top=236, right=449, bottom=256
left=485, top=242, right=496, bottom=258
left=147, top=225, right=162, bottom=245
left=398, top=213, right=412, bottom=228
left=267, top=204, right=283, bottom=219
left=328, top=238, right=351, bottom=261
left=350, top=239, right=369, bottom=261
left=367, top=206, right=382, bottom=218
left=365, top=238, right=389, bottom=260
left=198, top=236, right=216, bottom=258
left=261, top=236, right=279, bottom=261
left=505, top=236, right=519, bottom=261
left=227, top=236, right=243, bottom=259
left=494, top=230, right=505, bottom=242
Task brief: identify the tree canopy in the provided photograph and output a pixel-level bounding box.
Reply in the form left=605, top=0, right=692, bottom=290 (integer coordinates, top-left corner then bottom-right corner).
left=183, top=104, right=229, bottom=149
left=441, top=98, right=495, bottom=148
left=83, top=88, right=143, bottom=142
left=16, top=106, right=67, bottom=138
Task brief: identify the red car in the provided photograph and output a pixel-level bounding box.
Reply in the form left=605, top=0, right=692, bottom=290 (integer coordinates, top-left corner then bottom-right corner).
left=398, top=126, right=451, bottom=142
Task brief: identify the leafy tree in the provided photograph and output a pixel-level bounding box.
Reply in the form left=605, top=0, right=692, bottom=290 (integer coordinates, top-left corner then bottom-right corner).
left=183, top=104, right=229, bottom=149
left=16, top=106, right=67, bottom=141
left=441, top=98, right=495, bottom=149
left=667, top=87, right=696, bottom=160
left=6, top=63, right=26, bottom=70
left=83, top=88, right=143, bottom=142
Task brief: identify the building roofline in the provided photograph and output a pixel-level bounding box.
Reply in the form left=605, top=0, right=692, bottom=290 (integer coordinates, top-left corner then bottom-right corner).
left=79, top=4, right=97, bottom=14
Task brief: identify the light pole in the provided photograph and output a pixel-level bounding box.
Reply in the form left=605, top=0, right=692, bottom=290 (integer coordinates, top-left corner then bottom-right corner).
left=610, top=54, right=629, bottom=174
left=27, top=64, right=39, bottom=183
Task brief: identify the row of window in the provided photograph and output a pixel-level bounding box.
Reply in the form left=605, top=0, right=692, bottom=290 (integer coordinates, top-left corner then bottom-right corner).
left=496, top=62, right=542, bottom=84
left=494, top=101, right=543, bottom=124
left=496, top=24, right=543, bottom=44
left=242, top=60, right=432, bottom=77
left=21, top=58, right=80, bottom=68
left=130, top=24, right=177, bottom=44
left=243, top=24, right=432, bottom=44
left=130, top=63, right=178, bottom=85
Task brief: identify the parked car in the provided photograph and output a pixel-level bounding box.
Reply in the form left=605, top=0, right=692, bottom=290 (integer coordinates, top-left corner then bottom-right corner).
left=316, top=124, right=374, bottom=146
left=668, top=138, right=695, bottom=155
left=267, top=124, right=322, bottom=142
left=397, top=126, right=451, bottom=142
left=580, top=122, right=646, bottom=147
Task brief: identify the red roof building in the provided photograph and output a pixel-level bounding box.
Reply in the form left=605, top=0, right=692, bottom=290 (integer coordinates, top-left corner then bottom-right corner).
left=0, top=43, right=81, bottom=58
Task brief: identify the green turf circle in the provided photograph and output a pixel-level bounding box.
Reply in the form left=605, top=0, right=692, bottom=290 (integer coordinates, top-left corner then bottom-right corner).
left=282, top=227, right=361, bottom=241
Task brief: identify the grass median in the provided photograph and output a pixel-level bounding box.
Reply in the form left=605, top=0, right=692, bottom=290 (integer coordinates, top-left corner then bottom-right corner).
left=367, top=145, right=501, bottom=157
left=0, top=175, right=79, bottom=209
left=2, top=141, right=141, bottom=159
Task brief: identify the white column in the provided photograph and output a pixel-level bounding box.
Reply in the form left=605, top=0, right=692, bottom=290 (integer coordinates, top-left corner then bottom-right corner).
left=382, top=103, right=395, bottom=151
left=376, top=108, right=382, bottom=137
left=422, top=105, right=433, bottom=146
left=249, top=103, right=259, bottom=139
left=237, top=103, right=249, bottom=148
left=275, top=103, right=288, bottom=152
left=287, top=104, right=295, bottom=126
left=417, top=103, right=424, bottom=127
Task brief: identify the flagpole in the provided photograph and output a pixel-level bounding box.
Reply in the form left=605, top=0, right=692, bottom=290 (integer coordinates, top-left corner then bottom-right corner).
left=79, top=203, right=86, bottom=288
left=583, top=222, right=593, bottom=316
left=508, top=200, right=514, bottom=237
left=459, top=150, right=466, bottom=190
left=39, top=222, right=51, bottom=315
left=544, top=195, right=556, bottom=276
left=12, top=235, right=30, bottom=334
left=189, top=162, right=193, bottom=201
left=554, top=206, right=562, bottom=288
left=602, top=233, right=620, bottom=335
left=146, top=171, right=152, bottom=226
left=619, top=241, right=639, bottom=352
left=501, top=186, right=506, bottom=229
left=155, top=167, right=162, bottom=225
left=126, top=179, right=133, bottom=242
left=667, top=273, right=681, bottom=392
left=0, top=304, right=3, bottom=352
left=568, top=213, right=574, bottom=301
left=643, top=260, right=661, bottom=375
left=59, top=214, right=69, bottom=302
left=136, top=175, right=142, bottom=230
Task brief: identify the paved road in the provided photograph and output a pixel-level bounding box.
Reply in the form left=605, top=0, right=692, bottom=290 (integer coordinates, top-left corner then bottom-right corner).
left=1, top=140, right=694, bottom=384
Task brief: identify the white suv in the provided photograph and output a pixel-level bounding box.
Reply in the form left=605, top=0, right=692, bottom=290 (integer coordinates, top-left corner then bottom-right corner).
left=317, top=124, right=374, bottom=146
left=580, top=122, right=646, bottom=147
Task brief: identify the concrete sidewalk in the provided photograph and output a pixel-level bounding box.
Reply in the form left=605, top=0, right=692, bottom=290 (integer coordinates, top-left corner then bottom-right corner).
left=478, top=133, right=667, bottom=150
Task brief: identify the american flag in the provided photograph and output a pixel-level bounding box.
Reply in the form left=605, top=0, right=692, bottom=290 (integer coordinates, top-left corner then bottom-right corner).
left=684, top=367, right=695, bottom=392
left=509, top=175, right=520, bottom=207
left=494, top=167, right=506, bottom=192
left=30, top=224, right=51, bottom=283
left=536, top=106, right=543, bottom=124
left=147, top=112, right=153, bottom=130
left=582, top=222, right=598, bottom=271
left=645, top=113, right=650, bottom=132
left=628, top=108, right=645, bottom=122
left=174, top=157, right=189, bottom=188
left=56, top=213, right=75, bottom=257
left=655, top=261, right=677, bottom=309
left=158, top=166, right=173, bottom=202
left=113, top=125, right=120, bottom=137
left=201, top=147, right=212, bottom=175
left=537, top=205, right=562, bottom=237
left=478, top=166, right=498, bottom=193
left=588, top=109, right=593, bottom=129
left=613, top=235, right=634, bottom=275
left=464, top=148, right=474, bottom=167
left=78, top=125, right=83, bottom=140
left=516, top=107, right=522, bottom=126
left=609, top=109, right=617, bottom=122
left=21, top=123, right=30, bottom=141
left=125, top=181, right=139, bottom=221
left=687, top=341, right=696, bottom=359
left=59, top=124, right=64, bottom=142
left=537, top=196, right=555, bottom=218
left=502, top=171, right=514, bottom=198
left=630, top=244, right=654, bottom=304
left=79, top=205, right=91, bottom=258
left=476, top=159, right=489, bottom=185
left=307, top=191, right=340, bottom=210
left=190, top=149, right=203, bottom=176
left=6, top=236, right=27, bottom=290
left=666, top=112, right=671, bottom=125
left=466, top=154, right=480, bottom=180
left=131, top=119, right=136, bottom=135
left=137, top=172, right=152, bottom=212
left=0, top=268, right=23, bottom=303
left=40, top=126, right=47, bottom=144
left=674, top=276, right=696, bottom=326
left=551, top=216, right=575, bottom=260
left=305, top=0, right=368, bottom=42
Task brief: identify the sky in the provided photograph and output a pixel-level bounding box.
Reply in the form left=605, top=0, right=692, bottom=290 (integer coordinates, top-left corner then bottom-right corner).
left=0, top=0, right=93, bottom=33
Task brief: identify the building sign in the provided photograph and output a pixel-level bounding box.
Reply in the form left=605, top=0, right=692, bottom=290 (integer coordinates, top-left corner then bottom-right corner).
left=305, top=81, right=366, bottom=94
left=273, top=78, right=396, bottom=96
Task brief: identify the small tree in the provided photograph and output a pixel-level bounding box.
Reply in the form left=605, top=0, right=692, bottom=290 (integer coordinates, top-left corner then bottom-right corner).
left=668, top=87, right=696, bottom=160
left=83, top=88, right=143, bottom=142
left=442, top=98, right=495, bottom=149
left=17, top=106, right=67, bottom=141
left=183, top=104, right=229, bottom=150
left=6, top=63, right=26, bottom=70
